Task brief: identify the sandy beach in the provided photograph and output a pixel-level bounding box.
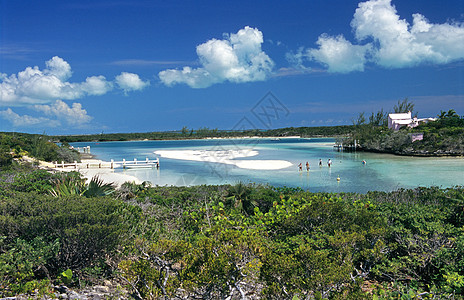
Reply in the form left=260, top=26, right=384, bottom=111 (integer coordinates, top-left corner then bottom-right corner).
left=154, top=149, right=293, bottom=170
left=51, top=159, right=143, bottom=187
left=78, top=165, right=143, bottom=187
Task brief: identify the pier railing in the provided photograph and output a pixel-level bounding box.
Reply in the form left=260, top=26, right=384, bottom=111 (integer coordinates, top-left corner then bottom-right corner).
left=53, top=158, right=160, bottom=169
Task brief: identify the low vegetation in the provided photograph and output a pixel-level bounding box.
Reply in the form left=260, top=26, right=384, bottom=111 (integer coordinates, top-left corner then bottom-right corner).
left=0, top=132, right=80, bottom=169
left=0, top=158, right=463, bottom=298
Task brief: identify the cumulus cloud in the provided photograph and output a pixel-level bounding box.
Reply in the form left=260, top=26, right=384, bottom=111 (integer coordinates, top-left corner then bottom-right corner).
left=288, top=0, right=464, bottom=73
left=44, top=56, right=72, bottom=80
left=307, top=34, right=371, bottom=73
left=0, top=56, right=149, bottom=106
left=34, top=100, right=93, bottom=126
left=0, top=108, right=59, bottom=127
left=115, top=72, right=150, bottom=93
left=159, top=26, right=274, bottom=88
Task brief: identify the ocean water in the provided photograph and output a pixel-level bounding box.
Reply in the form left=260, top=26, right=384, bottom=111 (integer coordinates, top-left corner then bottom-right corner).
left=71, top=138, right=464, bottom=193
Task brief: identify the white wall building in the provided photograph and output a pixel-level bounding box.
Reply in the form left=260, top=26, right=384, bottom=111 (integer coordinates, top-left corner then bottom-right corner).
left=388, top=111, right=436, bottom=131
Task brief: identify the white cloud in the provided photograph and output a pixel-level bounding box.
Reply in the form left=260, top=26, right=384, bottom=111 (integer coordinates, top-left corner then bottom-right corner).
left=115, top=72, right=150, bottom=93
left=351, top=0, right=464, bottom=67
left=159, top=26, right=274, bottom=88
left=307, top=34, right=371, bottom=73
left=289, top=0, right=464, bottom=72
left=0, top=108, right=59, bottom=127
left=34, top=100, right=93, bottom=126
left=79, top=75, right=113, bottom=96
left=0, top=56, right=149, bottom=106
left=44, top=56, right=72, bottom=80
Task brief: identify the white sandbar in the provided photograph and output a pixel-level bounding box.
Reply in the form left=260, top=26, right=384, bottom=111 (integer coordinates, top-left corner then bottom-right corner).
left=154, top=149, right=292, bottom=170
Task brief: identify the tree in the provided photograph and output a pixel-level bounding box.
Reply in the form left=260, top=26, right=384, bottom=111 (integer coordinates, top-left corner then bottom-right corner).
left=393, top=98, right=415, bottom=115
left=446, top=109, right=459, bottom=118
left=369, top=109, right=388, bottom=127
left=353, top=112, right=366, bottom=126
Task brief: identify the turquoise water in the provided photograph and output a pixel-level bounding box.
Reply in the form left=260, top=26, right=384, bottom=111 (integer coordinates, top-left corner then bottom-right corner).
left=71, top=138, right=464, bottom=193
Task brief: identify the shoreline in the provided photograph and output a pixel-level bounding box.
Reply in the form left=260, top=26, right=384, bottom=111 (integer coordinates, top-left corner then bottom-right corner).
left=78, top=149, right=143, bottom=186
left=49, top=154, right=144, bottom=188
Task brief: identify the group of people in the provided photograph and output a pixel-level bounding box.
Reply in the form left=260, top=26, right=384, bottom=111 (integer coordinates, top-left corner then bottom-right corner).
left=298, top=159, right=366, bottom=171
left=298, top=158, right=332, bottom=171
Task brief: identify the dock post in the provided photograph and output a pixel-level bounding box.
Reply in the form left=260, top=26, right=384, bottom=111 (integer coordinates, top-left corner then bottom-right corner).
left=111, top=159, right=114, bottom=169
left=146, top=157, right=149, bottom=165
left=134, top=158, right=137, bottom=165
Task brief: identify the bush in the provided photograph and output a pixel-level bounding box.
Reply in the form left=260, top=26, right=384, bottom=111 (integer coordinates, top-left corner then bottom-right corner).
left=0, top=191, right=142, bottom=292
left=8, top=169, right=56, bottom=194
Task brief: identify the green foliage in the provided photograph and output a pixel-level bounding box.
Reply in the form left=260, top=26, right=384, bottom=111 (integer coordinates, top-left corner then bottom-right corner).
left=1, top=162, right=463, bottom=298
left=0, top=236, right=58, bottom=297
left=394, top=98, right=415, bottom=115
left=0, top=189, right=142, bottom=294
left=59, top=269, right=73, bottom=285
left=0, top=132, right=80, bottom=164
left=49, top=173, right=115, bottom=198
left=0, top=146, right=13, bottom=169
left=9, top=169, right=56, bottom=193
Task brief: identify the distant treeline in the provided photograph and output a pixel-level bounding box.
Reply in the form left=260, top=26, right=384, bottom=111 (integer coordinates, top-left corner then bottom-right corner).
left=52, top=125, right=354, bottom=143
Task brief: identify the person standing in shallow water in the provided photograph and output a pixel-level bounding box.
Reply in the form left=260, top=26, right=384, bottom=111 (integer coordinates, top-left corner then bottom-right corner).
left=328, top=159, right=332, bottom=167
left=319, top=159, right=323, bottom=167
left=306, top=161, right=310, bottom=171
left=298, top=163, right=303, bottom=171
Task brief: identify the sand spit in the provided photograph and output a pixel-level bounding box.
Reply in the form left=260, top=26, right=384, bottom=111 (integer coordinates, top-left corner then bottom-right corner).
left=154, top=149, right=293, bottom=170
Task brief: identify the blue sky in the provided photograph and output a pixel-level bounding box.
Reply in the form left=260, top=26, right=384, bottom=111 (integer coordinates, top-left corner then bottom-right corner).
left=1, top=0, right=463, bottom=134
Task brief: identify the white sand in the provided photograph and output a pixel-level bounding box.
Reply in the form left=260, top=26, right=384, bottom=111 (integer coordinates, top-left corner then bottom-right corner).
left=154, top=149, right=293, bottom=170
left=78, top=168, right=142, bottom=187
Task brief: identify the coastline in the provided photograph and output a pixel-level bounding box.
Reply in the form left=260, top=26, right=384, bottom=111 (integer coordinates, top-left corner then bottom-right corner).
left=49, top=153, right=143, bottom=188
left=78, top=150, right=143, bottom=187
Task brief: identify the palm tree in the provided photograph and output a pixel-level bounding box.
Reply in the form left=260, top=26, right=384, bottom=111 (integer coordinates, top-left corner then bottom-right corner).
left=226, top=182, right=257, bottom=215
left=50, top=173, right=115, bottom=198
left=438, top=110, right=447, bottom=120
left=446, top=109, right=458, bottom=118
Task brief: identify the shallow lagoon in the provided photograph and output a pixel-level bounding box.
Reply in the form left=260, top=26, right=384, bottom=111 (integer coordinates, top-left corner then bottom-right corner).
left=71, top=138, right=464, bottom=193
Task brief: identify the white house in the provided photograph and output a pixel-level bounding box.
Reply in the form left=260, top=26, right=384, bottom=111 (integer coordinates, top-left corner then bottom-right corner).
left=388, top=111, right=436, bottom=131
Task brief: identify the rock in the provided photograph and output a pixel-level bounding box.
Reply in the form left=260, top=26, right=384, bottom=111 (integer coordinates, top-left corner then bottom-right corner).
left=93, top=286, right=109, bottom=293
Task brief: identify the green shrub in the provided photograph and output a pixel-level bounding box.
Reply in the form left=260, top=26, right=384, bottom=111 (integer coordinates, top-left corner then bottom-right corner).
left=0, top=191, right=142, bottom=281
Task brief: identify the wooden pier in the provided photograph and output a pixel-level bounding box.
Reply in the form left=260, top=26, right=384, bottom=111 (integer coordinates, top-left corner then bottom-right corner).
left=73, top=146, right=91, bottom=153
left=333, top=140, right=358, bottom=152
left=53, top=158, right=160, bottom=169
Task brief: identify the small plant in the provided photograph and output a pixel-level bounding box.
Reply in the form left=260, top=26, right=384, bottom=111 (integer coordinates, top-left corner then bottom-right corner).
left=49, top=173, right=115, bottom=198
left=59, top=269, right=73, bottom=285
